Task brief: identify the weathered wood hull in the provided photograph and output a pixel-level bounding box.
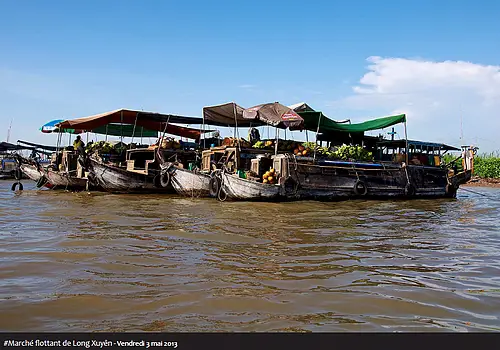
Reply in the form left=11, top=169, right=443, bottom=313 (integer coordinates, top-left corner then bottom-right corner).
left=221, top=156, right=465, bottom=201
left=20, top=164, right=43, bottom=182
left=163, top=163, right=211, bottom=197
left=43, top=169, right=88, bottom=190
left=90, top=158, right=174, bottom=193
left=284, top=162, right=451, bottom=200
left=19, top=164, right=55, bottom=189
left=221, top=172, right=281, bottom=200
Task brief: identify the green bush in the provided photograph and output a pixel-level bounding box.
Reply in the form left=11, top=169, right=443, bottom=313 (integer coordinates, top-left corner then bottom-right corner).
left=474, top=153, right=500, bottom=179
left=443, top=152, right=500, bottom=179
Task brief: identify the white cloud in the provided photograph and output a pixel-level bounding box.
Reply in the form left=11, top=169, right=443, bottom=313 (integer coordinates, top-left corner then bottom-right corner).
left=338, top=56, right=500, bottom=152
left=238, top=84, right=256, bottom=89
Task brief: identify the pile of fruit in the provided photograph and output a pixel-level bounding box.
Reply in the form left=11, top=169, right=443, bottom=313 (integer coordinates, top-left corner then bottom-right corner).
left=333, top=144, right=373, bottom=161
left=222, top=137, right=251, bottom=148
left=253, top=140, right=275, bottom=149
left=86, top=141, right=126, bottom=155
left=251, top=139, right=374, bottom=162
left=262, top=168, right=277, bottom=184
left=253, top=139, right=308, bottom=152
left=160, top=137, right=181, bottom=150
left=293, top=144, right=311, bottom=156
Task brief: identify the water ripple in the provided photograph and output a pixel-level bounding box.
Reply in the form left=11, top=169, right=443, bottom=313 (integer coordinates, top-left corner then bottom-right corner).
left=1, top=180, right=500, bottom=331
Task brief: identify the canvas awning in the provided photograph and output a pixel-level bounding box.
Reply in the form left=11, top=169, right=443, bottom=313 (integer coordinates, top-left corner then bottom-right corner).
left=17, top=140, right=59, bottom=152
left=202, top=102, right=305, bottom=130
left=288, top=102, right=315, bottom=112
left=298, top=111, right=406, bottom=133
left=56, top=109, right=205, bottom=140
left=91, top=124, right=157, bottom=138
left=243, top=102, right=304, bottom=130
left=0, top=142, right=29, bottom=152
left=202, top=102, right=265, bottom=127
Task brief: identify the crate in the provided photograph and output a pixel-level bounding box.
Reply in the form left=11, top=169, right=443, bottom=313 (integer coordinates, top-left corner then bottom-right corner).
left=434, top=155, right=441, bottom=166
left=273, top=156, right=289, bottom=178
left=250, top=159, right=260, bottom=175
left=126, top=160, right=135, bottom=171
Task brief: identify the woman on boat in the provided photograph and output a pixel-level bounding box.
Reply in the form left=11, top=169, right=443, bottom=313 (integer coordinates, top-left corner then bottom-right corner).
left=73, top=136, right=86, bottom=155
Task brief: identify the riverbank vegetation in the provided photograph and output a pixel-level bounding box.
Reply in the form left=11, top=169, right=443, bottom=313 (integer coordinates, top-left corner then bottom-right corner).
left=443, top=152, right=500, bottom=179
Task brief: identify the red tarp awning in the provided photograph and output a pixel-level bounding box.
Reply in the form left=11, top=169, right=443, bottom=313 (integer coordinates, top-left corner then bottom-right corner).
left=56, top=109, right=204, bottom=140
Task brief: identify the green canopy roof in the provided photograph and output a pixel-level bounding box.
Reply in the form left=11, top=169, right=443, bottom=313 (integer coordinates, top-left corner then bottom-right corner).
left=298, top=111, right=406, bottom=134
left=43, top=124, right=158, bottom=137
left=92, top=124, right=157, bottom=137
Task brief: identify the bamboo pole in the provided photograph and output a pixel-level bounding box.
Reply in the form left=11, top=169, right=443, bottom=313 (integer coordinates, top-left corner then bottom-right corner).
left=131, top=112, right=139, bottom=144
left=157, top=115, right=171, bottom=162
left=404, top=119, right=409, bottom=165
left=120, top=110, right=124, bottom=143
left=202, top=107, right=206, bottom=149
left=233, top=103, right=241, bottom=152
left=313, top=112, right=323, bottom=161
left=275, top=127, right=279, bottom=156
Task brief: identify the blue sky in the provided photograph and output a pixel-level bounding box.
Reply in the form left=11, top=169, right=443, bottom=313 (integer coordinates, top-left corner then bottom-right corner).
left=1, top=0, right=499, bottom=152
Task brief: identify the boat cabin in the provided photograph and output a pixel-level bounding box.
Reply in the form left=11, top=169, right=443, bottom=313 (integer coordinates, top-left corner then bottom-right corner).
left=201, top=146, right=274, bottom=174
left=50, top=150, right=87, bottom=178
left=125, top=147, right=199, bottom=175
left=374, top=140, right=460, bottom=166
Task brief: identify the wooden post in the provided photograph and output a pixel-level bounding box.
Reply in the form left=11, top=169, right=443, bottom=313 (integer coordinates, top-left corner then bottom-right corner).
left=157, top=115, right=171, bottom=162
left=233, top=103, right=241, bottom=152
left=131, top=112, right=139, bottom=144
left=120, top=110, right=124, bottom=143
left=202, top=107, right=206, bottom=149
left=404, top=119, right=409, bottom=165
left=275, top=127, right=279, bottom=156
left=313, top=112, right=323, bottom=161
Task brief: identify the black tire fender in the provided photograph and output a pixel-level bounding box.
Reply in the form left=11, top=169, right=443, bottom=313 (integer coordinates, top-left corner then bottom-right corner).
left=446, top=183, right=457, bottom=197
left=78, top=155, right=86, bottom=170
left=209, top=176, right=221, bottom=197
left=405, top=183, right=416, bottom=196
left=14, top=168, right=22, bottom=180
left=353, top=180, right=368, bottom=195
left=159, top=171, right=171, bottom=188
left=11, top=182, right=23, bottom=191
left=36, top=176, right=48, bottom=188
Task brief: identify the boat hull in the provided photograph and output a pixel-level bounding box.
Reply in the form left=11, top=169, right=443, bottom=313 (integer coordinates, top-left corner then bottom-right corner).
left=164, top=163, right=211, bottom=197
left=221, top=172, right=280, bottom=200
left=44, top=169, right=87, bottom=190
left=90, top=158, right=174, bottom=193
left=20, top=164, right=43, bottom=182
left=220, top=156, right=462, bottom=202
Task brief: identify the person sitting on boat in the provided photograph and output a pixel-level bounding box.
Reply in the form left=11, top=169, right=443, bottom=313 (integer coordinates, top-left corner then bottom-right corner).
left=410, top=154, right=421, bottom=165
left=73, top=135, right=86, bottom=155
left=249, top=127, right=261, bottom=145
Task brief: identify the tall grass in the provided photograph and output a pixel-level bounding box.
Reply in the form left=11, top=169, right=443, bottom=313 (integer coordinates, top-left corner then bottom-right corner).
left=443, top=151, right=500, bottom=179
left=474, top=152, right=500, bottom=179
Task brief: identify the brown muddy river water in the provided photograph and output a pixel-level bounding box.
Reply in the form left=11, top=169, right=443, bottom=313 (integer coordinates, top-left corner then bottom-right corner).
left=1, top=180, right=500, bottom=332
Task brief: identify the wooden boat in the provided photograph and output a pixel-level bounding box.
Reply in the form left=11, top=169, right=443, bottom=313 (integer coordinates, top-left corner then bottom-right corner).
left=34, top=148, right=92, bottom=191
left=19, top=163, right=43, bottom=182
left=89, top=156, right=173, bottom=193
left=161, top=162, right=211, bottom=197
left=54, top=108, right=207, bottom=193
left=280, top=155, right=472, bottom=200
left=6, top=153, right=54, bottom=188
left=204, top=139, right=475, bottom=202
left=43, top=167, right=88, bottom=190
left=219, top=171, right=280, bottom=200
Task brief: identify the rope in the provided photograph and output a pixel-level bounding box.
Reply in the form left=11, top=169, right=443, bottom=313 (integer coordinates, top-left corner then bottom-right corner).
left=299, top=162, right=401, bottom=172
left=459, top=187, right=494, bottom=198
left=217, top=170, right=227, bottom=201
